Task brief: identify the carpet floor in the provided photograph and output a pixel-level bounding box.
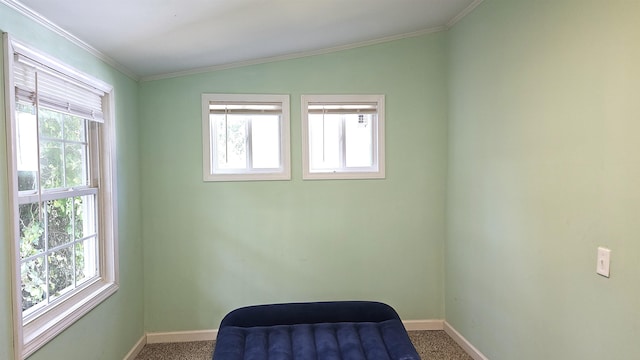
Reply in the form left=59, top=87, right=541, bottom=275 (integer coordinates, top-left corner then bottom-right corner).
left=134, top=330, right=473, bottom=360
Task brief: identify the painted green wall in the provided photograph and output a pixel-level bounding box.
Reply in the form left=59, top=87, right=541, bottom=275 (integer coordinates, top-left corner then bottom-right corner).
left=446, top=0, right=640, bottom=359
left=5, top=0, right=639, bottom=358
left=139, top=33, right=449, bottom=331
left=0, top=4, right=144, bottom=359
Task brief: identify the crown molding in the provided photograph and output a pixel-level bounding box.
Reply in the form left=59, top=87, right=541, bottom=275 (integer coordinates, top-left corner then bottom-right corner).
left=446, top=0, right=484, bottom=28
left=141, top=0, right=483, bottom=82
left=140, top=26, right=446, bottom=82
left=0, top=0, right=139, bottom=81
left=2, top=0, right=483, bottom=83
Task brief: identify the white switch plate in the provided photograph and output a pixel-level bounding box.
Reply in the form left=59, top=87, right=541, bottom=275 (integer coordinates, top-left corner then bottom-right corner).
left=596, top=247, right=611, bottom=278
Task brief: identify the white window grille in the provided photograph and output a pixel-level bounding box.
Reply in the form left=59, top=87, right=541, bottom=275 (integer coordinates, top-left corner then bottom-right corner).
left=302, top=94, right=385, bottom=180
left=4, top=36, right=118, bottom=359
left=202, top=94, right=291, bottom=181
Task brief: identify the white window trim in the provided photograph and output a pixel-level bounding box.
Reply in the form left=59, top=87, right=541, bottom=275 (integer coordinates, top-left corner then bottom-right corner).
left=301, top=94, right=386, bottom=180
left=3, top=35, right=119, bottom=360
left=202, top=93, right=291, bottom=181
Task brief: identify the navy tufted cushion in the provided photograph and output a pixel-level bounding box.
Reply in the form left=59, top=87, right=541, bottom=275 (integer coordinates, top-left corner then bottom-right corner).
left=213, top=301, right=420, bottom=360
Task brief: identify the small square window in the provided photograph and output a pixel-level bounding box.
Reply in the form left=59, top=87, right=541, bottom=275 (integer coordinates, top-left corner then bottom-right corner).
left=202, top=94, right=291, bottom=181
left=302, top=94, right=385, bottom=180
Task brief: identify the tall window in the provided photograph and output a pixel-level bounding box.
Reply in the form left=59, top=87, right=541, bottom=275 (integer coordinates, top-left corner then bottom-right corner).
left=302, top=94, right=385, bottom=179
left=5, top=37, right=118, bottom=359
left=202, top=94, right=291, bottom=181
left=16, top=105, right=99, bottom=314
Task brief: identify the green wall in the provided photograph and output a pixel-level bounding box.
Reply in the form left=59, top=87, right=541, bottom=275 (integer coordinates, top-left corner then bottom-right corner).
left=4, top=0, right=640, bottom=359
left=139, top=33, right=449, bottom=331
left=446, top=0, right=640, bottom=359
left=0, top=3, right=144, bottom=359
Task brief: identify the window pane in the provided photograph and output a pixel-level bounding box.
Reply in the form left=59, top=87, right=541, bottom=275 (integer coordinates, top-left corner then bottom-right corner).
left=345, top=114, right=374, bottom=167
left=251, top=115, right=280, bottom=169
left=39, top=108, right=63, bottom=139
left=21, top=255, right=46, bottom=312
left=74, top=195, right=97, bottom=240
left=48, top=246, right=74, bottom=300
left=309, top=114, right=341, bottom=169
left=18, top=171, right=38, bottom=192
left=16, top=103, right=38, bottom=192
left=214, top=115, right=247, bottom=169
left=63, top=115, right=85, bottom=142
left=65, top=143, right=86, bottom=187
left=47, top=198, right=73, bottom=248
left=39, top=110, right=89, bottom=190
left=74, top=196, right=84, bottom=240
left=40, top=140, right=64, bottom=189
left=75, top=237, right=97, bottom=285
left=19, top=203, right=45, bottom=259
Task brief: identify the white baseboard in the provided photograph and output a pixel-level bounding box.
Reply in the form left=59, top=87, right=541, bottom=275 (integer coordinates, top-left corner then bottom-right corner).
left=143, top=319, right=443, bottom=345
left=444, top=322, right=489, bottom=360
left=130, top=320, right=487, bottom=360
left=146, top=329, right=218, bottom=344
left=122, top=335, right=146, bottom=360
left=403, top=319, right=444, bottom=331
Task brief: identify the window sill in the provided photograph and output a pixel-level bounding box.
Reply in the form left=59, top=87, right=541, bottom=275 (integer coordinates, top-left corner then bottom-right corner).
left=302, top=170, right=385, bottom=180
left=203, top=171, right=291, bottom=182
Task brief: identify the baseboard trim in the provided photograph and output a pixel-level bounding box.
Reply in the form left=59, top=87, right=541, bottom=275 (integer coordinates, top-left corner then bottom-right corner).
left=403, top=319, right=445, bottom=331
left=146, top=329, right=218, bottom=344
left=133, top=320, right=487, bottom=360
left=143, top=319, right=443, bottom=345
left=444, top=322, right=489, bottom=360
left=122, top=335, right=146, bottom=360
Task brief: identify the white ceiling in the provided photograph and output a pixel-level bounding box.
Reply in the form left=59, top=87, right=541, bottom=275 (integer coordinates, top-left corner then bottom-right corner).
left=12, top=0, right=481, bottom=80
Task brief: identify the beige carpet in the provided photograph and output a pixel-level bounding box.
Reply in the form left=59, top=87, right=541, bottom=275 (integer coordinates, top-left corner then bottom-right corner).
left=134, top=330, right=472, bottom=360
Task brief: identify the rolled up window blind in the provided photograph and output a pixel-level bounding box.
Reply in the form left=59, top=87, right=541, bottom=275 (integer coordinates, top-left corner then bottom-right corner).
left=209, top=102, right=283, bottom=115
left=307, top=102, right=378, bottom=115
left=13, top=53, right=105, bottom=122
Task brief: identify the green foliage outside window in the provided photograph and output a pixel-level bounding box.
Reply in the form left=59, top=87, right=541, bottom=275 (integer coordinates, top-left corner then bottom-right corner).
left=215, top=116, right=247, bottom=168
left=18, top=105, right=94, bottom=313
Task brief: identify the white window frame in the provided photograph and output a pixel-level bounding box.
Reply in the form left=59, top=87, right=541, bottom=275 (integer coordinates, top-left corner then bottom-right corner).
left=202, top=93, right=291, bottom=181
left=301, top=94, right=386, bottom=180
left=3, top=35, right=119, bottom=360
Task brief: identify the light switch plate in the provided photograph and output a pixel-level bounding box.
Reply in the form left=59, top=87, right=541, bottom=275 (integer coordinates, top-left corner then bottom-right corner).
left=597, top=247, right=611, bottom=277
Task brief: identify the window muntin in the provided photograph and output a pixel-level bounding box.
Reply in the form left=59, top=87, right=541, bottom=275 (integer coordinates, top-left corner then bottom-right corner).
left=16, top=104, right=99, bottom=320
left=302, top=95, right=385, bottom=179
left=202, top=94, right=291, bottom=181
left=5, top=37, right=118, bottom=359
left=17, top=104, right=90, bottom=192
